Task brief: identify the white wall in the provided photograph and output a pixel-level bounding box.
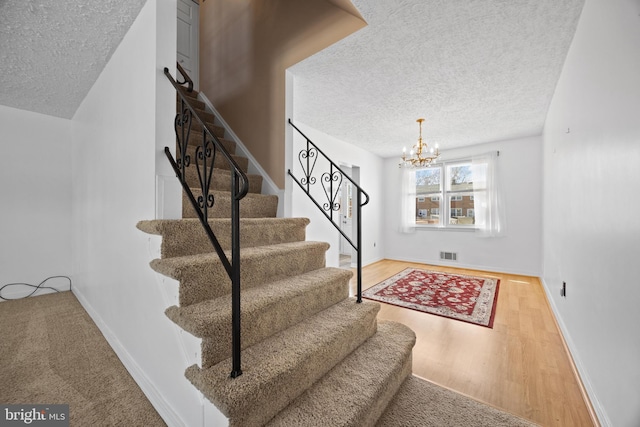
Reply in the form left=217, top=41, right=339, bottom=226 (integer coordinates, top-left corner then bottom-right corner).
left=289, top=122, right=385, bottom=268
left=542, top=0, right=640, bottom=425
left=70, top=1, right=225, bottom=426
left=384, top=136, right=543, bottom=276
left=0, top=106, right=72, bottom=299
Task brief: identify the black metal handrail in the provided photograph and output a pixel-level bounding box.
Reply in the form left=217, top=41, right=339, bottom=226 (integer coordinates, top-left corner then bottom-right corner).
left=176, top=62, right=193, bottom=93
left=287, top=119, right=370, bottom=302
left=164, top=64, right=248, bottom=378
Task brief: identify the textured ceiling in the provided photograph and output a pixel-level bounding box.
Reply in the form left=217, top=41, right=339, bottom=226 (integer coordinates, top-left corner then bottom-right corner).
left=0, top=0, right=147, bottom=119
left=290, top=0, right=585, bottom=157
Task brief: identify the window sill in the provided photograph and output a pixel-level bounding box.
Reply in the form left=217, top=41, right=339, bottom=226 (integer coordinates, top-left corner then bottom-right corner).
left=414, top=225, right=477, bottom=232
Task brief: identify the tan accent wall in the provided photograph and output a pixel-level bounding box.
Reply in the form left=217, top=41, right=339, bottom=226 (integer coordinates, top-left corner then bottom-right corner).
left=199, top=0, right=365, bottom=188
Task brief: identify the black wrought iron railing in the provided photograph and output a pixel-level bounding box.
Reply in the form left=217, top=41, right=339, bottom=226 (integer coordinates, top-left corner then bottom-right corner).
left=287, top=119, right=370, bottom=302
left=164, top=63, right=248, bottom=378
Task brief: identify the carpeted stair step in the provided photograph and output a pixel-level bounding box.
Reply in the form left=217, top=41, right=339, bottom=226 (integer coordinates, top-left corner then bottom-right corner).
left=375, top=375, right=537, bottom=427
left=166, top=267, right=353, bottom=368
left=187, top=120, right=226, bottom=137
left=182, top=134, right=236, bottom=154
left=137, top=217, right=308, bottom=258
left=177, top=149, right=247, bottom=172
left=150, top=241, right=330, bottom=306
left=181, top=165, right=262, bottom=194
left=266, top=321, right=415, bottom=427
left=180, top=121, right=226, bottom=141
left=182, top=108, right=216, bottom=124
left=184, top=298, right=380, bottom=427
left=177, top=97, right=206, bottom=111
left=178, top=87, right=199, bottom=99
left=183, top=190, right=278, bottom=219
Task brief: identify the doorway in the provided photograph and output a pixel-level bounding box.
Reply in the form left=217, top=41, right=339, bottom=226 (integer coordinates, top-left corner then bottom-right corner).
left=338, top=165, right=360, bottom=269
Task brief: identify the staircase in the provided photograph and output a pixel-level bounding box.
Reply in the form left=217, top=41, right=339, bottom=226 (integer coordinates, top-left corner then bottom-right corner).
left=136, top=84, right=417, bottom=426
left=136, top=83, right=536, bottom=426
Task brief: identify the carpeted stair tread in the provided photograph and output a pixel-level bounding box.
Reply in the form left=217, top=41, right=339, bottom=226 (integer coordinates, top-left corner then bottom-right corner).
left=185, top=108, right=216, bottom=124
left=183, top=190, right=278, bottom=219
left=177, top=97, right=206, bottom=111
left=177, top=148, right=247, bottom=172
left=185, top=134, right=235, bottom=154
left=181, top=166, right=262, bottom=194
left=136, top=217, right=309, bottom=258
left=375, top=375, right=539, bottom=427
left=266, top=321, right=415, bottom=427
left=150, top=241, right=330, bottom=305
left=184, top=298, right=380, bottom=427
left=187, top=120, right=227, bottom=137
left=166, top=267, right=353, bottom=367
left=178, top=87, right=199, bottom=99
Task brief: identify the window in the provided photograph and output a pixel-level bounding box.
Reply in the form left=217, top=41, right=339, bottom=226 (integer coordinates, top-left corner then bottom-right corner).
left=415, top=167, right=441, bottom=225
left=413, top=161, right=478, bottom=228
left=401, top=151, right=502, bottom=234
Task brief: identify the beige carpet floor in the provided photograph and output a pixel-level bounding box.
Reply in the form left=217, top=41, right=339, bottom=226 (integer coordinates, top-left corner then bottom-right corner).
left=0, top=291, right=165, bottom=426
left=377, top=375, right=538, bottom=427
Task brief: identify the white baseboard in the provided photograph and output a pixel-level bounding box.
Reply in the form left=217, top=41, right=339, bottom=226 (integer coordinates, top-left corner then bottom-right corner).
left=539, top=278, right=609, bottom=427
left=385, top=256, right=540, bottom=278
left=0, top=287, right=59, bottom=301
left=72, top=287, right=186, bottom=427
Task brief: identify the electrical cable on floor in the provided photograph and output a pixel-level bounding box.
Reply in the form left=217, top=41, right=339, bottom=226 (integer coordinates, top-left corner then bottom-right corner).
left=0, top=276, right=72, bottom=301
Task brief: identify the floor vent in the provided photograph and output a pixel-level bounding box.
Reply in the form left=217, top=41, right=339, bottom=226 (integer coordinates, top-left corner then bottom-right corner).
left=440, top=251, right=457, bottom=261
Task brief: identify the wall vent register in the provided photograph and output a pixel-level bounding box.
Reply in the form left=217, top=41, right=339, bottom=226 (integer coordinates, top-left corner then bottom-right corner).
left=440, top=251, right=457, bottom=261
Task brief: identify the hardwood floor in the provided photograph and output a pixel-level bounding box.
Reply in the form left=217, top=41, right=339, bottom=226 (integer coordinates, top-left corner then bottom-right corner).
left=350, top=259, right=596, bottom=427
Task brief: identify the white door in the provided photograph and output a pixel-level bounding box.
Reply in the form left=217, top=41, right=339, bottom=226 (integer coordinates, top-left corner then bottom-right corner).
left=177, top=0, right=199, bottom=89
left=339, top=177, right=353, bottom=256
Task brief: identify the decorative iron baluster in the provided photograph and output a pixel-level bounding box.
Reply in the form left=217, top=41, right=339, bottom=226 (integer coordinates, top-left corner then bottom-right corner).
left=298, top=142, right=317, bottom=191
left=321, top=167, right=342, bottom=217
left=195, top=131, right=217, bottom=219
left=174, top=102, right=192, bottom=180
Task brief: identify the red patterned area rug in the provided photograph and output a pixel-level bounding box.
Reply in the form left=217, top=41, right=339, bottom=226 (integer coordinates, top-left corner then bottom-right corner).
left=363, top=268, right=500, bottom=328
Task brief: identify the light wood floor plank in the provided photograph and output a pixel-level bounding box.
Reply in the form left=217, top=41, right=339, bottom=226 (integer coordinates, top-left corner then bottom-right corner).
left=349, top=259, right=595, bottom=427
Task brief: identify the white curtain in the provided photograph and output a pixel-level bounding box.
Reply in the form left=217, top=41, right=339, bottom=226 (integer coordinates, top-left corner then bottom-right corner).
left=400, top=167, right=416, bottom=233
left=471, top=151, right=505, bottom=237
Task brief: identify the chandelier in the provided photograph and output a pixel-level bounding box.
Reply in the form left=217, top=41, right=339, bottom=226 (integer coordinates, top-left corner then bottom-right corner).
left=400, top=118, right=440, bottom=168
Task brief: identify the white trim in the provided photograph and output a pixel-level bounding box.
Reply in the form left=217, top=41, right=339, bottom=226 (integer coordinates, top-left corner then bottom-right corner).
left=198, top=93, right=285, bottom=217
left=386, top=256, right=540, bottom=278
left=540, top=278, right=609, bottom=427
left=72, top=286, right=187, bottom=427
left=364, top=256, right=383, bottom=268
left=413, top=225, right=476, bottom=232
left=0, top=287, right=60, bottom=301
